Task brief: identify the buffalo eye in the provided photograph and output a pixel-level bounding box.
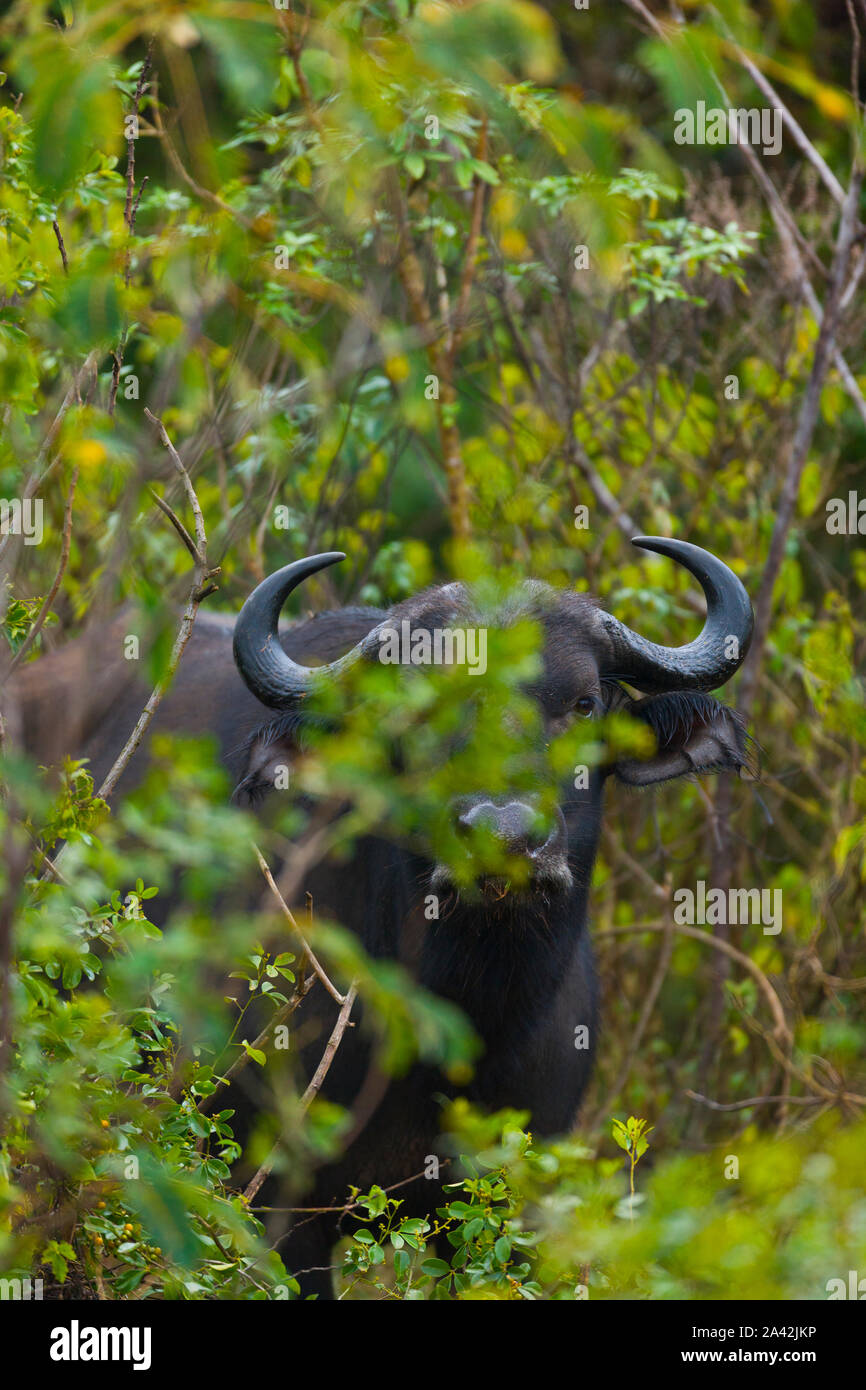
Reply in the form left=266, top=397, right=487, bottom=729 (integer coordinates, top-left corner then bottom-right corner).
left=574, top=696, right=596, bottom=719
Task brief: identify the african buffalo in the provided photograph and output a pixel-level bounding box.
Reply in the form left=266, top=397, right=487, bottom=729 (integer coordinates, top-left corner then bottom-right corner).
left=12, top=536, right=753, bottom=1297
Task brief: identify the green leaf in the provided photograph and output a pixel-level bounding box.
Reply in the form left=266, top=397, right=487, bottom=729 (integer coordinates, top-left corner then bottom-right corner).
left=31, top=57, right=121, bottom=197
left=470, top=159, right=500, bottom=185
left=455, top=159, right=474, bottom=189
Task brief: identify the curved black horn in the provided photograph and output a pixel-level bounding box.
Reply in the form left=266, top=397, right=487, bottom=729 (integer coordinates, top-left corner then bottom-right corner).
left=233, top=552, right=381, bottom=708
left=598, top=537, right=753, bottom=692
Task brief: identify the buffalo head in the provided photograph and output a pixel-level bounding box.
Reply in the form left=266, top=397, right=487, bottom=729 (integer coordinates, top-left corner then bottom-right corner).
left=231, top=538, right=753, bottom=898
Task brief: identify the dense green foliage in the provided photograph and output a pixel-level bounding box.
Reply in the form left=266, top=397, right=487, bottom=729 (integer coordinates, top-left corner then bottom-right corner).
left=1, top=1, right=865, bottom=1300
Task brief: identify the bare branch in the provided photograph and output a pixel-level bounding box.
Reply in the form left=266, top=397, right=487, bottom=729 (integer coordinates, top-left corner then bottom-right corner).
left=685, top=1090, right=824, bottom=1113
left=243, top=983, right=359, bottom=1203
left=595, top=921, right=791, bottom=1043
left=253, top=1159, right=452, bottom=1217
left=143, top=407, right=208, bottom=563
left=123, top=45, right=154, bottom=235
left=449, top=114, right=489, bottom=367
left=51, top=219, right=69, bottom=274
left=148, top=78, right=243, bottom=223
left=149, top=488, right=201, bottom=565
left=588, top=914, right=675, bottom=1126
left=737, top=166, right=863, bottom=721
left=192, top=963, right=318, bottom=1111
left=253, top=844, right=346, bottom=1004
left=726, top=42, right=846, bottom=207
left=388, top=171, right=470, bottom=541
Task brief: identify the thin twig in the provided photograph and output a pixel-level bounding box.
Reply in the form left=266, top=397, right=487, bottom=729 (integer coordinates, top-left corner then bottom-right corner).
left=95, top=412, right=219, bottom=801
left=0, top=352, right=97, bottom=574
left=253, top=844, right=345, bottom=1004
left=243, top=983, right=359, bottom=1204
left=2, top=468, right=79, bottom=686
left=149, top=488, right=201, bottom=565
left=129, top=176, right=149, bottom=234
left=388, top=171, right=470, bottom=541
left=110, top=46, right=153, bottom=412
left=595, top=921, right=790, bottom=1042
left=123, top=46, right=153, bottom=235
left=597, top=923, right=866, bottom=1109
left=192, top=964, right=318, bottom=1111
left=737, top=165, right=863, bottom=721
left=143, top=407, right=208, bottom=563
left=588, top=914, right=675, bottom=1126
left=252, top=1159, right=451, bottom=1216
left=147, top=78, right=243, bottom=223
left=685, top=1090, right=824, bottom=1113
left=723, top=36, right=846, bottom=207
left=448, top=114, right=489, bottom=367
left=51, top=220, right=69, bottom=274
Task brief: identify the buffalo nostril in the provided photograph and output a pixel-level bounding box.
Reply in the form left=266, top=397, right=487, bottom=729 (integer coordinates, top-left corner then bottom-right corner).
left=501, top=815, right=547, bottom=857
left=457, top=803, right=498, bottom=838
left=456, top=800, right=550, bottom=857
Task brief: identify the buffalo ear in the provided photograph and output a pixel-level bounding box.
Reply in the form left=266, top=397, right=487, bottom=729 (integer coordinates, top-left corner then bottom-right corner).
left=232, top=736, right=296, bottom=807
left=231, top=712, right=312, bottom=807
left=613, top=692, right=752, bottom=787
